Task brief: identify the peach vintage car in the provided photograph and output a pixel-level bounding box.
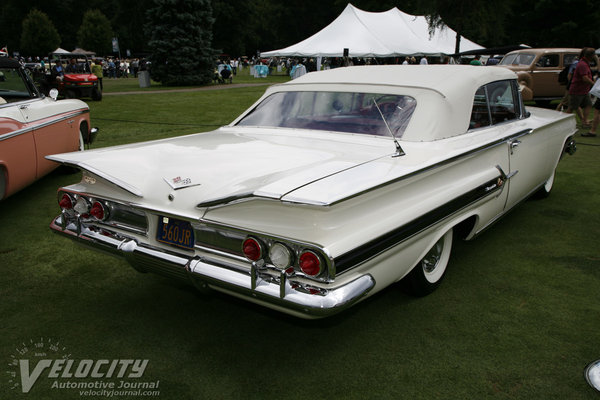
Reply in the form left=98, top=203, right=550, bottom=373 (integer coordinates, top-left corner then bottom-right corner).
left=0, top=57, right=97, bottom=200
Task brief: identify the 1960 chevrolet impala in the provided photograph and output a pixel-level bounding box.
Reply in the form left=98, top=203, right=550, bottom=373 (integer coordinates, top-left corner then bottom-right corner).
left=48, top=65, right=576, bottom=318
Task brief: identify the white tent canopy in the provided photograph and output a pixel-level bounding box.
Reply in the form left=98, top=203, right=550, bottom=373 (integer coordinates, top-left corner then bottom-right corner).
left=72, top=48, right=96, bottom=56
left=261, top=4, right=484, bottom=58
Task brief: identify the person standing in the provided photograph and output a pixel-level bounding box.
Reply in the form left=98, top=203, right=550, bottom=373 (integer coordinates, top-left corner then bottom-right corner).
left=232, top=58, right=238, bottom=75
left=567, top=47, right=596, bottom=134
left=108, top=59, right=116, bottom=78
left=131, top=58, right=139, bottom=77
left=91, top=58, right=103, bottom=91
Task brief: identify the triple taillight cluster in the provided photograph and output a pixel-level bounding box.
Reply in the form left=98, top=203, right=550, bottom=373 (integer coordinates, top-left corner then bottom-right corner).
left=242, top=237, right=325, bottom=278
left=59, top=192, right=108, bottom=221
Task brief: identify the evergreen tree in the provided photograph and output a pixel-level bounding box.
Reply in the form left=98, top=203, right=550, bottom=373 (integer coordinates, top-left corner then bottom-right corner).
left=20, top=9, right=61, bottom=57
left=146, top=0, right=215, bottom=86
left=77, top=10, right=114, bottom=55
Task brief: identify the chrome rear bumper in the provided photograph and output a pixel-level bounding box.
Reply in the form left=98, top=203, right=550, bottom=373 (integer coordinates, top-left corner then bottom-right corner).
left=50, top=217, right=375, bottom=318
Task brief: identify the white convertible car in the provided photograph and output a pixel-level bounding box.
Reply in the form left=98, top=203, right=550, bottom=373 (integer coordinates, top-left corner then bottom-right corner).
left=49, top=65, right=576, bottom=318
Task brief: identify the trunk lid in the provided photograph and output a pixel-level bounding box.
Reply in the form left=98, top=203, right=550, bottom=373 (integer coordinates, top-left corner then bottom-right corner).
left=48, top=127, right=393, bottom=212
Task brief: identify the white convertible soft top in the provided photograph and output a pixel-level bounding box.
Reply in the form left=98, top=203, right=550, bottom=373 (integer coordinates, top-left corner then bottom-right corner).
left=286, top=65, right=514, bottom=97
left=237, top=65, right=518, bottom=141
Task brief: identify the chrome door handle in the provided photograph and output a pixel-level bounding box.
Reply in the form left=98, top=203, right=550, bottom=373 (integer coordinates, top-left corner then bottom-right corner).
left=510, top=140, right=521, bottom=155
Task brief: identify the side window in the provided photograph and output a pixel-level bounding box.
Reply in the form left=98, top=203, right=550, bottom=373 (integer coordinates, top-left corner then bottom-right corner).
left=563, top=53, right=578, bottom=67
left=537, top=54, right=559, bottom=68
left=486, top=80, right=517, bottom=124
left=469, top=80, right=519, bottom=129
left=469, top=87, right=490, bottom=129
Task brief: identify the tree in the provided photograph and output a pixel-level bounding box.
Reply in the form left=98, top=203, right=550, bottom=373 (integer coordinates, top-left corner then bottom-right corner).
left=506, top=0, right=600, bottom=47
left=110, top=0, right=154, bottom=55
left=146, top=0, right=215, bottom=86
left=20, top=9, right=61, bottom=56
left=424, top=0, right=512, bottom=51
left=77, top=10, right=114, bottom=55
left=212, top=0, right=257, bottom=56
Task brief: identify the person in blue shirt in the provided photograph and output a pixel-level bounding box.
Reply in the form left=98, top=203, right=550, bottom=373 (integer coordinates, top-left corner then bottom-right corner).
left=51, top=60, right=65, bottom=82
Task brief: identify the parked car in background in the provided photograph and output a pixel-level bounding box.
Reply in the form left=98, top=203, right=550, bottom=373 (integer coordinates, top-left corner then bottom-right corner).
left=48, top=65, right=576, bottom=318
left=0, top=57, right=97, bottom=200
left=498, top=48, right=580, bottom=106
left=36, top=52, right=102, bottom=101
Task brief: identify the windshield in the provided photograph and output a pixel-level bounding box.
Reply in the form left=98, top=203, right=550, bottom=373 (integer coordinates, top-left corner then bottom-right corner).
left=0, top=66, right=36, bottom=102
left=499, top=53, right=535, bottom=66
left=236, top=91, right=416, bottom=138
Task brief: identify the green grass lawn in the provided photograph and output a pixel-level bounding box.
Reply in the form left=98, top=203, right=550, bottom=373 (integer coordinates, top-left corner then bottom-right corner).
left=1, top=81, right=599, bottom=399
left=100, top=66, right=290, bottom=93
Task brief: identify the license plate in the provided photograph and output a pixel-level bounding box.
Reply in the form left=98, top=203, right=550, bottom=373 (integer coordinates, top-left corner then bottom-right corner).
left=157, top=216, right=195, bottom=250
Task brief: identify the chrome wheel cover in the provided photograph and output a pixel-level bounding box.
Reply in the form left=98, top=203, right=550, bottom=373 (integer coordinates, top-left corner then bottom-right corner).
left=421, top=230, right=453, bottom=283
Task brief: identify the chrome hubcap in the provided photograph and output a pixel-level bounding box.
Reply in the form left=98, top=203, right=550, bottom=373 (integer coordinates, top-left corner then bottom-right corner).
left=422, top=237, right=444, bottom=273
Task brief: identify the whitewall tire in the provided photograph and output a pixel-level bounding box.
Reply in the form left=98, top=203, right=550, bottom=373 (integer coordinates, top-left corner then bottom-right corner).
left=403, top=229, right=453, bottom=296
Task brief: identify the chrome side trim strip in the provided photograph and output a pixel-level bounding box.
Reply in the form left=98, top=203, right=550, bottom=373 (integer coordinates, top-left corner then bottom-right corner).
left=324, top=128, right=533, bottom=207
left=334, top=174, right=505, bottom=274
left=0, top=108, right=90, bottom=142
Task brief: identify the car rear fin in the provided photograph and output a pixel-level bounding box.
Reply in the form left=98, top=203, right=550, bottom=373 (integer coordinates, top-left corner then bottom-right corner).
left=45, top=155, right=143, bottom=197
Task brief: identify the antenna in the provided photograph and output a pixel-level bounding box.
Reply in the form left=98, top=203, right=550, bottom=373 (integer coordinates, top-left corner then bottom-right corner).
left=372, top=98, right=405, bottom=157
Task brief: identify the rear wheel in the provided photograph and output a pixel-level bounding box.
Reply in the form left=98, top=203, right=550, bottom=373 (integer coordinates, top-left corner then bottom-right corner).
left=402, top=229, right=453, bottom=296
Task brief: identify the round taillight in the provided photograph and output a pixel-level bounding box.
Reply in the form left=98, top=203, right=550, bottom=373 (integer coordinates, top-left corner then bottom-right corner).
left=242, top=238, right=262, bottom=261
left=269, top=243, right=292, bottom=269
left=59, top=194, right=73, bottom=210
left=90, top=201, right=107, bottom=220
left=299, top=251, right=322, bottom=276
